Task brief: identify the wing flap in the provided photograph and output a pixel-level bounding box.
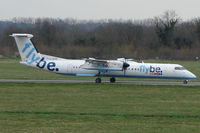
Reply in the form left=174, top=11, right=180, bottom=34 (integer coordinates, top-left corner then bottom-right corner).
left=81, top=58, right=123, bottom=72
left=85, top=58, right=107, bottom=64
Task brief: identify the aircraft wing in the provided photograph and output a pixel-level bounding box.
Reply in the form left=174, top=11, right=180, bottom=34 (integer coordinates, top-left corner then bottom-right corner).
left=85, top=58, right=108, bottom=64
left=81, top=58, right=123, bottom=72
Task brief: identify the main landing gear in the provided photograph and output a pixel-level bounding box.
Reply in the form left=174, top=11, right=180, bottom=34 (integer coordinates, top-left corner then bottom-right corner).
left=183, top=80, right=188, bottom=84
left=95, top=77, right=102, bottom=83
left=110, top=77, right=116, bottom=83
left=95, top=77, right=116, bottom=83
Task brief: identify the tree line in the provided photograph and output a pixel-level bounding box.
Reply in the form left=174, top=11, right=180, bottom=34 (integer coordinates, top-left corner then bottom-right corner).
left=0, top=11, right=200, bottom=60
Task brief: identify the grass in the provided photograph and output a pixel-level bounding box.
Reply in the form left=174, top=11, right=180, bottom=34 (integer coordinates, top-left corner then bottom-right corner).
left=0, top=83, right=199, bottom=133
left=0, top=58, right=199, bottom=82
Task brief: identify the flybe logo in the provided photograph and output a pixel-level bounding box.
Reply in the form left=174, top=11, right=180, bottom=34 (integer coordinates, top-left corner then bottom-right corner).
left=22, top=42, right=40, bottom=64
left=140, top=65, right=162, bottom=76
left=22, top=42, right=59, bottom=72
left=36, top=57, right=59, bottom=71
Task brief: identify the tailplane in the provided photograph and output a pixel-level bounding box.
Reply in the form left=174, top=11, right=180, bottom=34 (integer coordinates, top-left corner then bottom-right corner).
left=10, top=33, right=41, bottom=64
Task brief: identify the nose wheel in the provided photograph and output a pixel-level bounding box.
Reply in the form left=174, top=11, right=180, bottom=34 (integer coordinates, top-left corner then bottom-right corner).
left=183, top=80, right=188, bottom=84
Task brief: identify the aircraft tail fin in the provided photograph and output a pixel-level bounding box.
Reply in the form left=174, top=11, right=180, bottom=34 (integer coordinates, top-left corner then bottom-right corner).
left=10, top=33, right=41, bottom=64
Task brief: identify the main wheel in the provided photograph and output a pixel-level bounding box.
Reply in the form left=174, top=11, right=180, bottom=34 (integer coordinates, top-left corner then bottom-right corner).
left=183, top=80, right=188, bottom=84
left=110, top=77, right=116, bottom=83
left=95, top=78, right=101, bottom=83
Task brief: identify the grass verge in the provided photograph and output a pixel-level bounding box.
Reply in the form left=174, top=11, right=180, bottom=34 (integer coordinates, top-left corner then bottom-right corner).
left=0, top=83, right=199, bottom=133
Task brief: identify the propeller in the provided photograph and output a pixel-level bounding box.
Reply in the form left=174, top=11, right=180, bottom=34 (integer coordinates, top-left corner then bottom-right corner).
left=119, top=58, right=130, bottom=76
left=123, top=62, right=130, bottom=68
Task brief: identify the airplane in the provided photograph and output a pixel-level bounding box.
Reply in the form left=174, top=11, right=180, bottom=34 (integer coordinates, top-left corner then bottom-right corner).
left=10, top=33, right=196, bottom=84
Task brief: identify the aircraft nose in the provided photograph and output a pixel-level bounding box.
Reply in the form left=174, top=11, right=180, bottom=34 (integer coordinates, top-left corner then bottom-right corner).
left=187, top=71, right=196, bottom=79
left=191, top=73, right=197, bottom=79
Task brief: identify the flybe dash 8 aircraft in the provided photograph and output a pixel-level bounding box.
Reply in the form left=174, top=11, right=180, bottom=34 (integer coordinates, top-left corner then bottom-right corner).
left=11, top=33, right=196, bottom=84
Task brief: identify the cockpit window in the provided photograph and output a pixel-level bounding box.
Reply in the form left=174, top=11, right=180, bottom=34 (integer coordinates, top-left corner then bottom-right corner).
left=175, top=67, right=185, bottom=70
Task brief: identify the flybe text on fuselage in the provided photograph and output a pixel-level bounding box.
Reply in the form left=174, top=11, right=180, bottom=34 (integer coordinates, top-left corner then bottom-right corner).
left=140, top=65, right=163, bottom=76
left=36, top=57, right=59, bottom=71
left=22, top=42, right=59, bottom=72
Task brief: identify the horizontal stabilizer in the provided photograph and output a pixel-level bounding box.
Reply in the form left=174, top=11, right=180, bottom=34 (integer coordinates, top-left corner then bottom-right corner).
left=10, top=34, right=33, bottom=38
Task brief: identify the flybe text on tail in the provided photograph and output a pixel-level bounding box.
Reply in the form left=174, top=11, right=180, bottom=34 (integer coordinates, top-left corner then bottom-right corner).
left=22, top=42, right=40, bottom=64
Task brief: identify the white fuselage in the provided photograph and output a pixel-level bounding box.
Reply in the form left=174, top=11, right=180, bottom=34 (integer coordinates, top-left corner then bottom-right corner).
left=24, top=57, right=196, bottom=80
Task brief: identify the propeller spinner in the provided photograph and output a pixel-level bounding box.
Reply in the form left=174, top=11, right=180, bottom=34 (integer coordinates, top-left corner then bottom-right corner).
left=123, top=62, right=130, bottom=68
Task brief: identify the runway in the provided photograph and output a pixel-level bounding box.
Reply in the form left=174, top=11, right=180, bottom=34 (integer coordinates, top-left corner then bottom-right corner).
left=0, top=79, right=200, bottom=86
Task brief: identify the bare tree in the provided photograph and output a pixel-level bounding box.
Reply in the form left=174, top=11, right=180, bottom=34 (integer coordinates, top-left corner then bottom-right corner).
left=155, top=10, right=180, bottom=47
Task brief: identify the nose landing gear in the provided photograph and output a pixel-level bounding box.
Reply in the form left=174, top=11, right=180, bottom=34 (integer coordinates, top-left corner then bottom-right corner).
left=183, top=80, right=188, bottom=84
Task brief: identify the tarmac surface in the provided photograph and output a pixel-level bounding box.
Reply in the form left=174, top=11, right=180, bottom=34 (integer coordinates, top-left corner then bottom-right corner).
left=0, top=79, right=200, bottom=86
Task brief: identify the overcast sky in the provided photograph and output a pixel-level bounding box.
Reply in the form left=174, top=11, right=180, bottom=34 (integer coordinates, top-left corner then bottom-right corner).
left=0, top=0, right=199, bottom=21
